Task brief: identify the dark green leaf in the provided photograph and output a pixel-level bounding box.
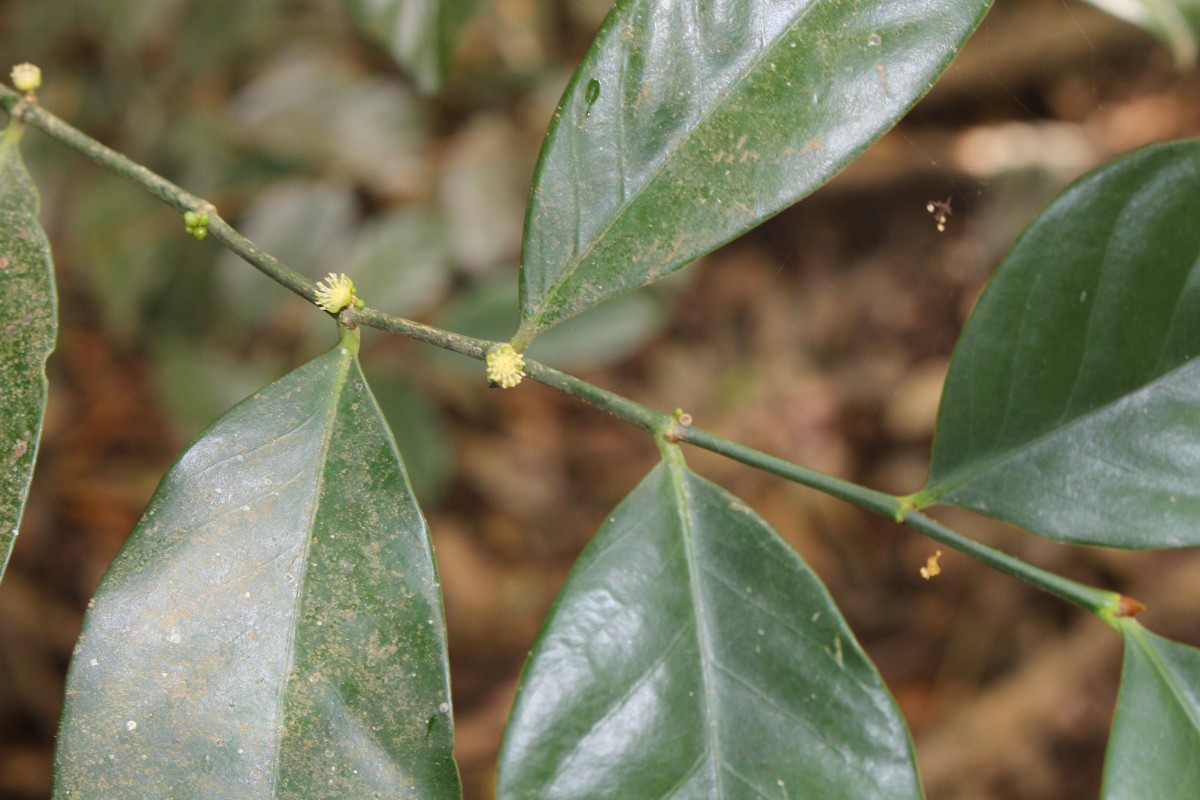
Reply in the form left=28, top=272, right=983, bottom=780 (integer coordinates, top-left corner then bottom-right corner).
left=1103, top=622, right=1200, bottom=798
left=53, top=333, right=460, bottom=799
left=1083, top=0, right=1200, bottom=69
left=514, top=0, right=993, bottom=346
left=347, top=0, right=481, bottom=94
left=0, top=122, right=57, bottom=584
left=918, top=139, right=1200, bottom=548
left=363, top=369, right=453, bottom=505
left=497, top=452, right=921, bottom=799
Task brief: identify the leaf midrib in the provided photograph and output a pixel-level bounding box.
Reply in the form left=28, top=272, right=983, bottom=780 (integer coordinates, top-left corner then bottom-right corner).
left=267, top=346, right=356, bottom=795
left=0, top=130, right=56, bottom=585
left=922, top=357, right=1200, bottom=505
left=665, top=454, right=725, bottom=797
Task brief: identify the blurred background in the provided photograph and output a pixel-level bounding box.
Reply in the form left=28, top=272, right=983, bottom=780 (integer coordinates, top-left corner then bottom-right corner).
left=2, top=0, right=1200, bottom=797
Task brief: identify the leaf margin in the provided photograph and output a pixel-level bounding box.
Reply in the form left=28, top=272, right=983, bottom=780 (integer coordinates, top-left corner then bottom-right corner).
left=0, top=119, right=58, bottom=584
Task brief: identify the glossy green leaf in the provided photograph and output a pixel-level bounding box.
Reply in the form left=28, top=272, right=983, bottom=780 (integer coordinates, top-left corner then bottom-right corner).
left=364, top=369, right=453, bottom=505
left=513, top=0, right=993, bottom=346
left=0, top=123, right=57, bottom=584
left=1083, top=0, right=1200, bottom=69
left=53, top=333, right=460, bottom=799
left=347, top=0, right=480, bottom=94
left=1102, top=621, right=1200, bottom=799
left=497, top=451, right=922, bottom=800
left=917, top=139, right=1200, bottom=548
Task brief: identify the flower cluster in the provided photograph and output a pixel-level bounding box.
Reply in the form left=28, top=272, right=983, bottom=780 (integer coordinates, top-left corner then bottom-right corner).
left=183, top=210, right=209, bottom=240
left=10, top=63, right=41, bottom=93
left=486, top=343, right=525, bottom=389
left=314, top=272, right=359, bottom=314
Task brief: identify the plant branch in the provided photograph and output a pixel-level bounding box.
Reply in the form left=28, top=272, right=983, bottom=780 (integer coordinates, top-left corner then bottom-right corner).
left=676, top=426, right=901, bottom=516
left=1, top=84, right=317, bottom=303
left=673, top=425, right=1123, bottom=617
left=899, top=509, right=1120, bottom=618
left=525, top=359, right=671, bottom=434
left=4, top=81, right=1126, bottom=621
left=344, top=306, right=490, bottom=359
left=365, top=308, right=1074, bottom=616
left=341, top=307, right=674, bottom=435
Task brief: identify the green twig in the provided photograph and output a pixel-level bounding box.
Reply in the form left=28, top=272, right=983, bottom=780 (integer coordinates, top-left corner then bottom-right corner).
left=1, top=84, right=317, bottom=303
left=899, top=509, right=1121, bottom=619
left=675, top=426, right=901, bottom=516
left=341, top=306, right=673, bottom=435
left=3, top=81, right=1129, bottom=621
left=342, top=306, right=490, bottom=359
left=524, top=359, right=671, bottom=434
left=673, top=425, right=1123, bottom=617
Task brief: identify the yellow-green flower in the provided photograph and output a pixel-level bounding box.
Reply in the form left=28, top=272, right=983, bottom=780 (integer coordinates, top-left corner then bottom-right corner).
left=315, top=272, right=357, bottom=313
left=486, top=343, right=525, bottom=388
left=10, top=63, right=41, bottom=93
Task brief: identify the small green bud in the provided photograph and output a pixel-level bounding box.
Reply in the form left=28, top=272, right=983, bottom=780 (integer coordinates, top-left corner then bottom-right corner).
left=184, top=209, right=211, bottom=240
left=353, top=297, right=365, bottom=309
